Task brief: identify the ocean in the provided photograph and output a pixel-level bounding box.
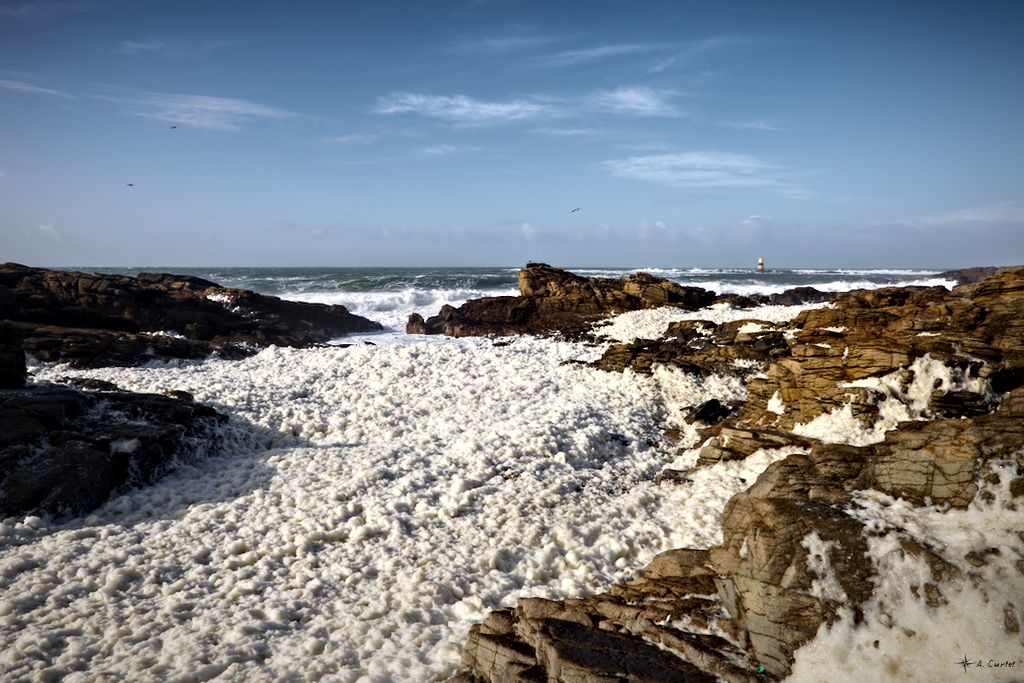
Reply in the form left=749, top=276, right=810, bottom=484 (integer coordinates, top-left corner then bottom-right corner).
left=88, top=265, right=956, bottom=331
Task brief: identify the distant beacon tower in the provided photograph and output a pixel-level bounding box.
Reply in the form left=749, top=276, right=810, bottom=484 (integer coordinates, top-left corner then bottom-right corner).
left=757, top=257, right=765, bottom=272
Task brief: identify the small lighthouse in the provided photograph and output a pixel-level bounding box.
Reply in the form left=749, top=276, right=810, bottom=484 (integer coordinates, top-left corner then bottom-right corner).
left=756, top=257, right=765, bottom=272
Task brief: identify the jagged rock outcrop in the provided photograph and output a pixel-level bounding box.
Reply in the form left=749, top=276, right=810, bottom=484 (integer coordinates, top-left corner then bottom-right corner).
left=715, top=287, right=834, bottom=309
left=0, top=380, right=227, bottom=518
left=0, top=263, right=382, bottom=367
left=935, top=265, right=1017, bottom=285
left=698, top=274, right=1024, bottom=466
left=409, top=263, right=718, bottom=337
left=595, top=319, right=792, bottom=377
left=451, top=267, right=1024, bottom=682
left=410, top=263, right=838, bottom=338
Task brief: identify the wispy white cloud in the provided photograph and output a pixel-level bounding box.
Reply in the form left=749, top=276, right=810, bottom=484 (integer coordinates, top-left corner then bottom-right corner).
left=34, top=223, right=61, bottom=241
left=451, top=25, right=560, bottom=55
left=115, top=38, right=230, bottom=58
left=587, top=86, right=684, bottom=117
left=116, top=39, right=167, bottom=55
left=533, top=43, right=668, bottom=68
left=616, top=141, right=672, bottom=152
left=375, top=86, right=688, bottom=127
left=0, top=78, right=73, bottom=98
left=329, top=157, right=400, bottom=166
left=375, top=92, right=555, bottom=125
left=720, top=119, right=786, bottom=131
left=0, top=1, right=97, bottom=20
left=531, top=126, right=604, bottom=138
left=649, top=35, right=755, bottom=73
left=106, top=90, right=301, bottom=131
left=324, top=132, right=381, bottom=145
left=633, top=220, right=677, bottom=242
left=418, top=144, right=481, bottom=156
left=601, top=151, right=794, bottom=191
left=738, top=214, right=776, bottom=227
left=906, top=201, right=1024, bottom=226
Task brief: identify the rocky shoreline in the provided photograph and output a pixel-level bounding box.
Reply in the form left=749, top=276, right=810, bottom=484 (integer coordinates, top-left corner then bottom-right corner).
left=0, top=382, right=228, bottom=519
left=428, top=266, right=1024, bottom=681
left=1, top=264, right=382, bottom=518
left=2, top=263, right=1022, bottom=680
left=0, top=262, right=381, bottom=368
left=407, top=263, right=833, bottom=338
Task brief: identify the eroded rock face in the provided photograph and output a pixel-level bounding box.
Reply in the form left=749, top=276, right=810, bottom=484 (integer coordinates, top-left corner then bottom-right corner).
left=409, top=263, right=717, bottom=337
left=409, top=264, right=839, bottom=339
left=0, top=263, right=382, bottom=367
left=0, top=381, right=227, bottom=518
left=595, top=319, right=791, bottom=377
left=451, top=267, right=1024, bottom=682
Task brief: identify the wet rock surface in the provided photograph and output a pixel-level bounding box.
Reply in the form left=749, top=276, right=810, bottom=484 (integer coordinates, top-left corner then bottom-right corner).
left=408, top=263, right=838, bottom=340
left=450, top=267, right=1024, bottom=682
left=0, top=381, right=227, bottom=519
left=409, top=263, right=716, bottom=337
left=0, top=263, right=382, bottom=367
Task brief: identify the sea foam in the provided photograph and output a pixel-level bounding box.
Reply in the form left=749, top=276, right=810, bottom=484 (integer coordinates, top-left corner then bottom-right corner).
left=7, top=323, right=781, bottom=681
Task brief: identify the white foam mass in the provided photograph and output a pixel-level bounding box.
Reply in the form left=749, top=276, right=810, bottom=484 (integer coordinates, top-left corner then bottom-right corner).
left=595, top=302, right=826, bottom=343
left=788, top=460, right=1024, bottom=682
left=7, top=334, right=785, bottom=681
left=286, top=287, right=520, bottom=331
left=792, top=355, right=992, bottom=446
left=683, top=277, right=955, bottom=297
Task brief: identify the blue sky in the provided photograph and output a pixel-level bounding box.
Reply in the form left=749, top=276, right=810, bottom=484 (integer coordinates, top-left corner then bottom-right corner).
left=1, top=0, right=1022, bottom=268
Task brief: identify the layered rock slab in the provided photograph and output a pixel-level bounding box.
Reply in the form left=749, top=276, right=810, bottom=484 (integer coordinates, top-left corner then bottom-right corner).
left=409, top=263, right=718, bottom=337
left=450, top=267, right=1024, bottom=682
left=1, top=381, right=227, bottom=518
left=0, top=263, right=382, bottom=367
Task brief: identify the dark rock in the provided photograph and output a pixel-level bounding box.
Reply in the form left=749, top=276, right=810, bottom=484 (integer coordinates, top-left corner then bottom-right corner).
left=0, top=383, right=227, bottom=518
left=713, top=293, right=771, bottom=308
left=0, top=263, right=382, bottom=367
left=711, top=287, right=836, bottom=309
left=936, top=265, right=1020, bottom=285
left=767, top=286, right=833, bottom=306
left=685, top=399, right=734, bottom=425
left=412, top=263, right=715, bottom=338
left=57, top=376, right=121, bottom=392
left=594, top=319, right=791, bottom=378
left=929, top=389, right=996, bottom=418
left=457, top=606, right=719, bottom=683
left=406, top=312, right=428, bottom=335
left=0, top=322, right=26, bottom=389
left=653, top=468, right=693, bottom=485
left=410, top=264, right=843, bottom=340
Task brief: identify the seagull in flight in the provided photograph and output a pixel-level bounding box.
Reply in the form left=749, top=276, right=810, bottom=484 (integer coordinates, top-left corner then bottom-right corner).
left=570, top=207, right=581, bottom=214
left=126, top=183, right=134, bottom=187
left=170, top=125, right=177, bottom=129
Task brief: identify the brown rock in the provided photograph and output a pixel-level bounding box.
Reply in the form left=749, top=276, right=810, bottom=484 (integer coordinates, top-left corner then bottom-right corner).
left=449, top=267, right=1024, bottom=683
left=413, top=264, right=715, bottom=338
left=0, top=263, right=382, bottom=367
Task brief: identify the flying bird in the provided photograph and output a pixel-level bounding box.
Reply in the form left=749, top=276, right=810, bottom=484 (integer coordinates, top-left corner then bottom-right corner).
left=570, top=207, right=581, bottom=214
left=126, top=183, right=134, bottom=187
left=170, top=125, right=177, bottom=129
